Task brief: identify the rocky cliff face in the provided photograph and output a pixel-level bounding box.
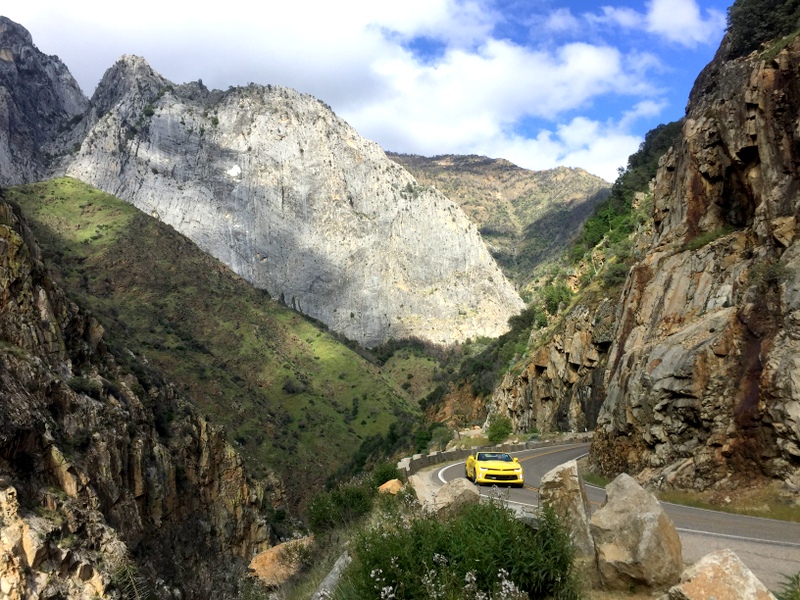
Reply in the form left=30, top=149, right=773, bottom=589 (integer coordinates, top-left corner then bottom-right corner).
left=0, top=17, right=87, bottom=186
left=388, top=154, right=610, bottom=291
left=60, top=55, right=523, bottom=347
left=590, top=37, right=800, bottom=490
left=0, top=200, right=281, bottom=597
left=487, top=298, right=616, bottom=436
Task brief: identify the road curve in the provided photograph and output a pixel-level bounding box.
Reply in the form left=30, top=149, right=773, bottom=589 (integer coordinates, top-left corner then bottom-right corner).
left=430, top=443, right=800, bottom=591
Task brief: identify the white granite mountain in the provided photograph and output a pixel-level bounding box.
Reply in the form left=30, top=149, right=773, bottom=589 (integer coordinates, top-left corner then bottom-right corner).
left=0, top=16, right=523, bottom=346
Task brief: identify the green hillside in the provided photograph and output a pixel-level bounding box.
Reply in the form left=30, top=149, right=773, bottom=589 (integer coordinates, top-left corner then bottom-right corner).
left=5, top=177, right=419, bottom=502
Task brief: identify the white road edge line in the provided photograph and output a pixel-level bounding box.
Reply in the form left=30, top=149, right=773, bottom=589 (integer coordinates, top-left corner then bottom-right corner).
left=675, top=528, right=800, bottom=548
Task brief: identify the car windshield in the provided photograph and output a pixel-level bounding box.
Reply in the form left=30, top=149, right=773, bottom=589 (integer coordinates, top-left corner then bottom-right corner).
left=477, top=452, right=512, bottom=462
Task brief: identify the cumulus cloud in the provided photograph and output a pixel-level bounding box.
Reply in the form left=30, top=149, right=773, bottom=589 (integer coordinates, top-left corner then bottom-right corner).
left=340, top=37, right=662, bottom=180
left=585, top=6, right=644, bottom=29
left=645, top=0, right=726, bottom=47
left=545, top=8, right=581, bottom=33
left=583, top=0, right=726, bottom=48
left=6, top=0, right=724, bottom=183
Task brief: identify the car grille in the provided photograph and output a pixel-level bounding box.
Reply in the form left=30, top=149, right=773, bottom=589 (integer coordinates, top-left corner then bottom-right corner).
left=485, top=474, right=518, bottom=481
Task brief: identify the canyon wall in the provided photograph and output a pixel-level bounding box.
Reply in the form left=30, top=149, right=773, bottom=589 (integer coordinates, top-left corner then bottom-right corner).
left=0, top=200, right=281, bottom=597
left=590, top=38, right=800, bottom=490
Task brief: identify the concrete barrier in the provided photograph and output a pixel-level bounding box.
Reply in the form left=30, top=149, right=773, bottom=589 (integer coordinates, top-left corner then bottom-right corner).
left=396, top=433, right=593, bottom=479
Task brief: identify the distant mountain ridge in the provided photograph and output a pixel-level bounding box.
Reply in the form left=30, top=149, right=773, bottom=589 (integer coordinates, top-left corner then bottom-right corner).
left=0, top=16, right=523, bottom=347
left=388, top=153, right=611, bottom=291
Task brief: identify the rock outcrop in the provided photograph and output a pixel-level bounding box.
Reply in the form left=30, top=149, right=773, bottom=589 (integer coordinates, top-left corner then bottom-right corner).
left=0, top=199, right=280, bottom=597
left=0, top=17, right=87, bottom=186
left=388, top=153, right=611, bottom=290
left=590, top=36, right=800, bottom=489
left=589, top=474, right=683, bottom=590
left=0, top=18, right=523, bottom=347
left=431, top=478, right=480, bottom=516
left=487, top=297, right=616, bottom=435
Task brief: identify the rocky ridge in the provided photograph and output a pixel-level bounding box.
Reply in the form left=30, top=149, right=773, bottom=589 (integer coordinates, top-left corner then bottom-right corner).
left=0, top=17, right=87, bottom=186
left=0, top=199, right=280, bottom=597
left=59, top=54, right=522, bottom=347
left=482, top=35, right=800, bottom=492
left=589, top=36, right=800, bottom=490
left=388, top=153, right=611, bottom=291
left=486, top=297, right=617, bottom=436
left=0, top=16, right=524, bottom=347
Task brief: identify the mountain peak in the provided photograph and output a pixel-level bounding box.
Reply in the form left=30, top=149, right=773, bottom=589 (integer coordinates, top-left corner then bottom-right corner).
left=0, top=16, right=87, bottom=185
left=0, top=15, right=33, bottom=48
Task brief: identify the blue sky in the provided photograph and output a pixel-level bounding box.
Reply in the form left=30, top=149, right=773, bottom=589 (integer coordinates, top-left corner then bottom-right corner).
left=7, top=0, right=729, bottom=181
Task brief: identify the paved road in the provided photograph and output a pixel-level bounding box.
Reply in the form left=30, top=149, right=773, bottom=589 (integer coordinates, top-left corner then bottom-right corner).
left=430, top=443, right=800, bottom=591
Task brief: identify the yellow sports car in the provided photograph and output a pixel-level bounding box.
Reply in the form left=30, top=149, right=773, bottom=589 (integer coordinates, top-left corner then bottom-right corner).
left=465, top=451, right=524, bottom=487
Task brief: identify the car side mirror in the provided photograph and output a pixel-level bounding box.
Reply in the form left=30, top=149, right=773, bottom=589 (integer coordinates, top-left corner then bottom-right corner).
left=513, top=457, right=519, bottom=463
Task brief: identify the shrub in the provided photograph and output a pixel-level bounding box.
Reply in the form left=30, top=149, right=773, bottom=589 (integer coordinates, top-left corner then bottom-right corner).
left=67, top=376, right=102, bottom=398
left=542, top=282, right=572, bottom=315
left=681, top=225, right=735, bottom=252
left=372, top=462, right=402, bottom=488
left=602, top=262, right=630, bottom=289
left=777, top=571, right=800, bottom=600
left=486, top=415, right=513, bottom=444
left=306, top=483, right=375, bottom=533
left=339, top=502, right=578, bottom=599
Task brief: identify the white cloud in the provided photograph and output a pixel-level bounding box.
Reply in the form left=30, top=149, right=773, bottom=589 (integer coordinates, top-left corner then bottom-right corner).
left=339, top=36, right=662, bottom=181
left=6, top=0, right=693, bottom=183
left=545, top=8, right=581, bottom=33
left=461, top=116, right=643, bottom=183
left=585, top=6, right=644, bottom=29
left=582, top=0, right=726, bottom=48
left=618, top=99, right=669, bottom=130
left=645, top=0, right=726, bottom=47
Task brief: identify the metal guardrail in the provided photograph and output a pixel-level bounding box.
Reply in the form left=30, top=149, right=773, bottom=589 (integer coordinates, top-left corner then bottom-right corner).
left=396, top=433, right=593, bottom=479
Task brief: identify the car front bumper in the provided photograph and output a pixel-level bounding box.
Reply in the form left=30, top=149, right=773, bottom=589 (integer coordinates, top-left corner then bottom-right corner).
left=475, top=471, right=524, bottom=486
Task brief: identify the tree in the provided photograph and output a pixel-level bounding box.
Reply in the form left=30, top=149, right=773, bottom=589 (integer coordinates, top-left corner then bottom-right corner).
left=727, top=0, right=800, bottom=58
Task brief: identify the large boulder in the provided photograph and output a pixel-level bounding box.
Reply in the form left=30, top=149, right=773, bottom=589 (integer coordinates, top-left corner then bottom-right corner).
left=539, top=460, right=594, bottom=558
left=249, top=536, right=313, bottom=588
left=589, top=473, right=682, bottom=590
left=432, top=478, right=480, bottom=516
left=666, top=549, right=776, bottom=600
left=378, top=479, right=404, bottom=495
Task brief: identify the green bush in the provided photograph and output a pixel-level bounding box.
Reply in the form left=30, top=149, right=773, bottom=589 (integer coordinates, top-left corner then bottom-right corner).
left=681, top=225, right=735, bottom=252
left=777, top=571, right=800, bottom=600
left=339, top=502, right=578, bottom=599
left=486, top=415, right=513, bottom=444
left=67, top=376, right=102, bottom=398
left=372, top=462, right=402, bottom=488
left=601, top=262, right=630, bottom=289
left=306, top=483, right=375, bottom=533
left=542, top=282, right=573, bottom=315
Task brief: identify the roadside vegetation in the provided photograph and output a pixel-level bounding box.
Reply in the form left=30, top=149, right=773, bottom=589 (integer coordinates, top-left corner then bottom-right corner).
left=272, top=471, right=580, bottom=600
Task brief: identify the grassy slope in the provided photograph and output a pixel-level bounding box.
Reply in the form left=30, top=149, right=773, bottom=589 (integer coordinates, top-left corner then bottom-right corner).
left=6, top=177, right=418, bottom=502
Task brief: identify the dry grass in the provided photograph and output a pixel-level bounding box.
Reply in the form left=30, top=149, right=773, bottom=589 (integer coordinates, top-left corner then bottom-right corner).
left=578, top=458, right=800, bottom=523
left=658, top=481, right=800, bottom=523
